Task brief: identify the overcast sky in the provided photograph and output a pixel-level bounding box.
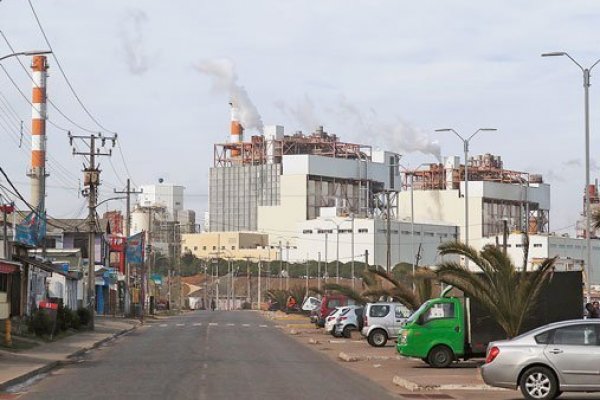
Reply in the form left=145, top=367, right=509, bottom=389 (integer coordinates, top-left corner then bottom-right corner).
left=1, top=0, right=600, bottom=234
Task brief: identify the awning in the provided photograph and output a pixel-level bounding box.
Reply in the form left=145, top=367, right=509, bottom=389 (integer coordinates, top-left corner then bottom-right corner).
left=0, top=260, right=20, bottom=274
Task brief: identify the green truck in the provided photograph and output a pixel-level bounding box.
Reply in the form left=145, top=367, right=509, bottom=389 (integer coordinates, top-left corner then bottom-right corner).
left=396, top=271, right=583, bottom=368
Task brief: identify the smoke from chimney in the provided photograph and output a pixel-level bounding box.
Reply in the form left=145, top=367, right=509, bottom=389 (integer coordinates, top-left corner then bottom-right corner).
left=196, top=58, right=263, bottom=133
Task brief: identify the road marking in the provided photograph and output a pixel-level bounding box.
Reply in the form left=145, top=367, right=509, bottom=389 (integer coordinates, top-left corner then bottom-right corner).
left=242, top=323, right=250, bottom=327
left=159, top=324, right=168, bottom=327
left=176, top=323, right=185, bottom=327
left=226, top=323, right=235, bottom=326
left=209, top=322, right=218, bottom=326
left=259, top=324, right=268, bottom=328
left=193, top=322, right=202, bottom=326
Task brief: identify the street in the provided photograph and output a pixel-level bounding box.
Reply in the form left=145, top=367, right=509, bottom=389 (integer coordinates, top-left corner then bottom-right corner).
left=10, top=311, right=395, bottom=400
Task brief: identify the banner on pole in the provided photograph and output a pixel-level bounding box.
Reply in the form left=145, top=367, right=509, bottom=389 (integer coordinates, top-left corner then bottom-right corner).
left=126, top=232, right=144, bottom=264
left=15, top=209, right=46, bottom=247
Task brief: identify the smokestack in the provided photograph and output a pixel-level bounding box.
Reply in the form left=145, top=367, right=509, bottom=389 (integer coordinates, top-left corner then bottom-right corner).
left=28, top=55, right=48, bottom=212
left=229, top=101, right=243, bottom=157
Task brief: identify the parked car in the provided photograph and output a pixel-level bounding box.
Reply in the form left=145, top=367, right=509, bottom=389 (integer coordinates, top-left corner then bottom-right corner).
left=324, top=307, right=344, bottom=334
left=361, top=302, right=411, bottom=347
left=333, top=305, right=364, bottom=338
left=481, top=319, right=600, bottom=400
left=315, top=294, right=354, bottom=327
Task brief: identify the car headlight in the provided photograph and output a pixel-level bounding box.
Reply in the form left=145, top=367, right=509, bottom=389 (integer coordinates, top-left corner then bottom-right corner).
left=399, top=330, right=409, bottom=344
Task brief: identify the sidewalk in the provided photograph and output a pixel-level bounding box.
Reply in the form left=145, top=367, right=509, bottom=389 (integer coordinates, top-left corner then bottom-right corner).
left=0, top=316, right=139, bottom=391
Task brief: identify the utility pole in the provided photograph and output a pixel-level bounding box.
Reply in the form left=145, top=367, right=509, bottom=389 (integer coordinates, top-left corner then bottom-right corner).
left=245, top=256, right=251, bottom=304
left=70, top=132, right=117, bottom=330
left=386, top=191, right=392, bottom=274
left=257, top=257, right=262, bottom=310
left=317, top=252, right=321, bottom=291
left=114, top=179, right=142, bottom=316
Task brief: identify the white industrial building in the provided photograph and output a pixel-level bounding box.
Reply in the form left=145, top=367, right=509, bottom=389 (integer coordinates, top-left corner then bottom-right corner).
left=207, top=123, right=458, bottom=269
left=396, top=154, right=600, bottom=283
left=138, top=183, right=185, bottom=221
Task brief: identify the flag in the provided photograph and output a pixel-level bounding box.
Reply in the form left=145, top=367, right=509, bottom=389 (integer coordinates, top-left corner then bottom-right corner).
left=15, top=209, right=45, bottom=247
left=126, top=232, right=144, bottom=264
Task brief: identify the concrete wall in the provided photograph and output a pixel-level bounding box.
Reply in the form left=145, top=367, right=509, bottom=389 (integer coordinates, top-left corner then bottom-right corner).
left=257, top=174, right=307, bottom=238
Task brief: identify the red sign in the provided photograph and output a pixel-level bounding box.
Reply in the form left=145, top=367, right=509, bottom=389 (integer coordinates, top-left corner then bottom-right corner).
left=108, top=235, right=126, bottom=252
left=39, top=301, right=58, bottom=310
left=0, top=262, right=18, bottom=274
left=0, top=204, right=14, bottom=213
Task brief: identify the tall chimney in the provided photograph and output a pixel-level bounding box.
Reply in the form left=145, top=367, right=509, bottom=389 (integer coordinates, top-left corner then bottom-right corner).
left=29, top=55, right=48, bottom=212
left=229, top=101, right=243, bottom=157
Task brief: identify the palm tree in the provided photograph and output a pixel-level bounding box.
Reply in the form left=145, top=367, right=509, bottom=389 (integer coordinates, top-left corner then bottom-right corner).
left=436, top=241, right=556, bottom=338
left=592, top=208, right=600, bottom=231
left=320, top=267, right=434, bottom=311
left=364, top=267, right=431, bottom=310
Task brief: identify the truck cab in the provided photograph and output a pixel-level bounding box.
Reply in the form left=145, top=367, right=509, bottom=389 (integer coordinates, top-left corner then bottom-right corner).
left=397, top=297, right=465, bottom=368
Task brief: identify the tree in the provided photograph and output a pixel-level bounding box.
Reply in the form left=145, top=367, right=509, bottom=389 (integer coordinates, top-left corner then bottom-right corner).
left=436, top=241, right=556, bottom=338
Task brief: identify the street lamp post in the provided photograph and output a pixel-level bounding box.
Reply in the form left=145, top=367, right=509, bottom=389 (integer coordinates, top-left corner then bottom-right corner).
left=0, top=50, right=51, bottom=62
left=400, top=164, right=427, bottom=292
left=436, top=128, right=497, bottom=268
left=542, top=51, right=600, bottom=302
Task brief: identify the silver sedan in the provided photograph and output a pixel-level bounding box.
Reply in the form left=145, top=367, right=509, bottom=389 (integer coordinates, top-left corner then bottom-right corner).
left=481, top=319, right=600, bottom=400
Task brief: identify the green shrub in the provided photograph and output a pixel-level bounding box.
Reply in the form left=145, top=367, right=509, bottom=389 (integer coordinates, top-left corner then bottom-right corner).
left=70, top=310, right=81, bottom=330
left=30, top=309, right=53, bottom=337
left=241, top=301, right=251, bottom=310
left=57, top=303, right=73, bottom=331
left=77, top=308, right=92, bottom=326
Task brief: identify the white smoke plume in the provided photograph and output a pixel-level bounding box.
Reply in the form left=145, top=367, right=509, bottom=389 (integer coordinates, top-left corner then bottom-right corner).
left=274, top=94, right=441, bottom=161
left=274, top=94, right=321, bottom=132
left=118, top=9, right=151, bottom=75
left=335, top=96, right=441, bottom=161
left=196, top=58, right=263, bottom=132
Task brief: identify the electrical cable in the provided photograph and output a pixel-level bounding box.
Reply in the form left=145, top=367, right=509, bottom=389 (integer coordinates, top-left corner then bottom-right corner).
left=26, top=0, right=116, bottom=135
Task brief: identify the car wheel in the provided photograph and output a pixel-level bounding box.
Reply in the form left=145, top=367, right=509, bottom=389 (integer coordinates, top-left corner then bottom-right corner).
left=427, top=345, right=454, bottom=368
left=342, top=325, right=355, bottom=338
left=367, top=329, right=388, bottom=347
left=519, top=366, right=558, bottom=400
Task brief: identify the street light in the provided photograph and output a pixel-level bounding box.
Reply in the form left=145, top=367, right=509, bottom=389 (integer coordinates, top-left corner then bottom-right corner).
left=0, top=50, right=51, bottom=62
left=325, top=218, right=353, bottom=284
left=400, top=163, right=427, bottom=292
left=436, top=128, right=497, bottom=267
left=542, top=51, right=600, bottom=302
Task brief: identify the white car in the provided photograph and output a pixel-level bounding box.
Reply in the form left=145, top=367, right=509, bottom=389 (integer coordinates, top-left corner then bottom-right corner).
left=324, top=307, right=344, bottom=334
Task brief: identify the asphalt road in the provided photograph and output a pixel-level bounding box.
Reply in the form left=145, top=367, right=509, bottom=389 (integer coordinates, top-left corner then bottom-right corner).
left=14, top=311, right=397, bottom=400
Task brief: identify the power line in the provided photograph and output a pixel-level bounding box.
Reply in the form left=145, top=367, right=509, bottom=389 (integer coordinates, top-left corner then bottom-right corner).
left=27, top=0, right=116, bottom=135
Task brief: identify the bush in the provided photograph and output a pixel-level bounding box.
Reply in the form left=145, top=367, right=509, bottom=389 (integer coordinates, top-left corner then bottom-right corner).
left=57, top=303, right=72, bottom=331
left=30, top=309, right=53, bottom=337
left=241, top=301, right=251, bottom=310
left=77, top=308, right=92, bottom=327
left=70, top=310, right=81, bottom=330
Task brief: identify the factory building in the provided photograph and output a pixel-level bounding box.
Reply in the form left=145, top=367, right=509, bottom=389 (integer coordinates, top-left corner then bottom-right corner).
left=205, top=105, right=458, bottom=269
left=397, top=154, right=600, bottom=283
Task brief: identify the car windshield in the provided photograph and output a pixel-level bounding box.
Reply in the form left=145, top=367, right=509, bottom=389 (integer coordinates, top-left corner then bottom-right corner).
left=406, top=301, right=430, bottom=324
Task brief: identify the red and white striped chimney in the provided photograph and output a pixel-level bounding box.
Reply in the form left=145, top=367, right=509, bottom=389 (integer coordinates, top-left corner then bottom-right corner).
left=229, top=101, right=243, bottom=157
left=29, top=55, right=48, bottom=212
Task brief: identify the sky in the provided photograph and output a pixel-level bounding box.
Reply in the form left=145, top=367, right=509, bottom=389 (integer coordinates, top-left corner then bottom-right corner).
left=0, top=0, right=600, bottom=234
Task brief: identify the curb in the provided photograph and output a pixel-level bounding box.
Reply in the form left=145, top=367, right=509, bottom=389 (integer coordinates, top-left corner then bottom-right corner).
left=392, top=375, right=507, bottom=392
left=0, top=323, right=139, bottom=392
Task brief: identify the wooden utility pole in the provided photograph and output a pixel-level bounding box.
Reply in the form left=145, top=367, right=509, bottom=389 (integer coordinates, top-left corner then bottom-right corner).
left=70, top=132, right=116, bottom=330
left=114, top=179, right=142, bottom=316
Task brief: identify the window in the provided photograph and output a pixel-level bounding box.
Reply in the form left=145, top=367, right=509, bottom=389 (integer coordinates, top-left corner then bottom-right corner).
left=515, top=244, right=522, bottom=248
left=424, top=232, right=435, bottom=237
left=0, top=274, right=7, bottom=292
left=395, top=305, right=409, bottom=319
left=302, top=229, right=313, bottom=234
left=422, top=303, right=455, bottom=324
left=533, top=244, right=542, bottom=248
left=212, top=246, right=216, bottom=250
left=202, top=246, right=207, bottom=251
left=369, top=305, right=390, bottom=318
left=221, top=246, right=225, bottom=250
left=193, top=246, right=198, bottom=251
left=184, top=246, right=189, bottom=251
left=552, top=324, right=598, bottom=346
left=231, top=246, right=236, bottom=250
left=358, top=228, right=368, bottom=233
left=401, top=230, right=411, bottom=235
left=535, top=331, right=552, bottom=344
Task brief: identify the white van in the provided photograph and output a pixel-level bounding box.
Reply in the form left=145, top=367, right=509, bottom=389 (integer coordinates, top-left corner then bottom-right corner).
left=361, top=302, right=411, bottom=347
